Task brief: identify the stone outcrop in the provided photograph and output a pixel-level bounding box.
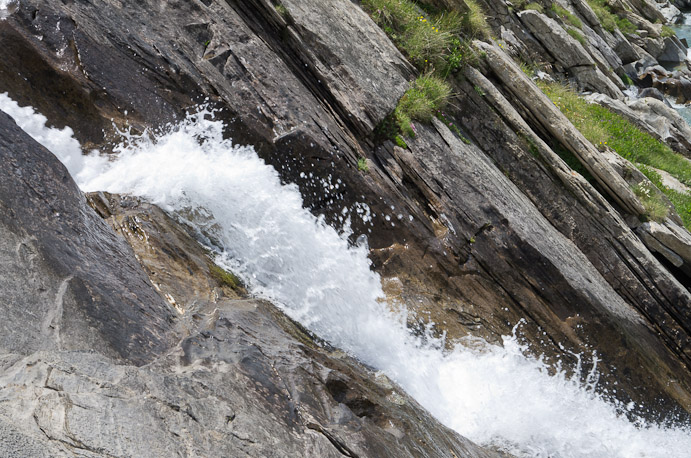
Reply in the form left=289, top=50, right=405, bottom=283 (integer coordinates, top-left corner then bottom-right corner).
left=475, top=40, right=645, bottom=215
left=638, top=220, right=691, bottom=277
left=2, top=0, right=691, bottom=452
left=0, top=114, right=499, bottom=457
left=0, top=111, right=178, bottom=366
left=518, top=10, right=624, bottom=97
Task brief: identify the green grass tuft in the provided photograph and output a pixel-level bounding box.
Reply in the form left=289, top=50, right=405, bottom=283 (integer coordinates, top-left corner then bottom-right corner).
left=209, top=264, right=244, bottom=291
left=275, top=4, right=288, bottom=18
left=550, top=4, right=582, bottom=28
left=633, top=181, right=669, bottom=222
left=464, top=0, right=492, bottom=40
left=637, top=165, right=691, bottom=228
left=661, top=25, right=676, bottom=38
left=615, top=17, right=636, bottom=34
left=358, top=158, right=370, bottom=172
left=567, top=28, right=586, bottom=45
left=586, top=0, right=615, bottom=33
left=394, top=75, right=451, bottom=136
left=524, top=2, right=544, bottom=13
left=361, top=0, right=485, bottom=76
left=620, top=73, right=634, bottom=86
left=586, top=0, right=637, bottom=34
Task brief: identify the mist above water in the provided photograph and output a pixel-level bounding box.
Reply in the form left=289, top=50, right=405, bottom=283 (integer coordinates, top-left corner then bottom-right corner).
left=2, top=93, right=690, bottom=457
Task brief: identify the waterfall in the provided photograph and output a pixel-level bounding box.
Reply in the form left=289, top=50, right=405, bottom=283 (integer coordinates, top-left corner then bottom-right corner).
left=2, top=93, right=690, bottom=457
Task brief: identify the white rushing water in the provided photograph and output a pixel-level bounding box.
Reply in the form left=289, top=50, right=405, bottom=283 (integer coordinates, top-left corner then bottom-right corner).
left=2, top=93, right=691, bottom=457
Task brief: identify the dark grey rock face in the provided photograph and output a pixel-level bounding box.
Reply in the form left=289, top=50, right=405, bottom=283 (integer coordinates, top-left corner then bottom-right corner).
left=0, top=119, right=500, bottom=457
left=1, top=0, right=691, bottom=440
left=0, top=112, right=178, bottom=365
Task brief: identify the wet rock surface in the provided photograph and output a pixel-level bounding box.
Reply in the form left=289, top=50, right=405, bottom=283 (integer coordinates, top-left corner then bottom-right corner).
left=0, top=112, right=178, bottom=365
left=0, top=117, right=499, bottom=457
left=1, top=0, right=691, bottom=451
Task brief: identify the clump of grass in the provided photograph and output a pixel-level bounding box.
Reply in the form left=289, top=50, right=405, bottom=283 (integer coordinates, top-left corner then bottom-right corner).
left=518, top=59, right=537, bottom=77
left=464, top=0, right=492, bottom=40
left=275, top=4, right=288, bottom=18
left=538, top=81, right=691, bottom=229
left=620, top=73, right=634, bottom=86
left=511, top=0, right=531, bottom=10
left=586, top=0, right=635, bottom=34
left=524, top=2, right=544, bottom=13
left=395, top=75, right=451, bottom=136
left=633, top=181, right=669, bottom=222
left=550, top=4, right=582, bottom=28
left=638, top=165, right=691, bottom=228
left=615, top=17, right=636, bottom=35
left=209, top=263, right=244, bottom=292
left=362, top=0, right=485, bottom=75
left=567, top=28, right=586, bottom=45
left=661, top=25, right=676, bottom=38
left=358, top=157, right=370, bottom=172
left=394, top=134, right=408, bottom=148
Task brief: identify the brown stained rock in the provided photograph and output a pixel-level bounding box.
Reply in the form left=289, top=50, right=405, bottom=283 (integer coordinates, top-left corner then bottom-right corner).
left=85, top=192, right=246, bottom=312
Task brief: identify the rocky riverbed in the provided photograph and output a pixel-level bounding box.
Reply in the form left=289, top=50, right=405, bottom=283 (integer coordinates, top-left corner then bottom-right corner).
left=2, top=0, right=691, bottom=456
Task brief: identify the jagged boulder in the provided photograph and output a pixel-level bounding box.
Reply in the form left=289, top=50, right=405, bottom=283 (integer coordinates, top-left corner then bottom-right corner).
left=0, top=112, right=179, bottom=365
left=518, top=10, right=624, bottom=97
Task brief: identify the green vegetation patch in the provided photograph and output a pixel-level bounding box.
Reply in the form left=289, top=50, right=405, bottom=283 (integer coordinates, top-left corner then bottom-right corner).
left=209, top=263, right=244, bottom=292
left=358, top=157, right=370, bottom=172
left=550, top=4, right=582, bottom=28
left=615, top=17, right=636, bottom=35
left=464, top=0, right=492, bottom=39
left=586, top=0, right=635, bottom=34
left=567, top=28, right=586, bottom=45
left=637, top=165, right=691, bottom=227
left=538, top=81, right=691, bottom=228
left=275, top=4, right=288, bottom=17
left=633, top=180, right=670, bottom=222
left=524, top=2, right=544, bottom=13
left=661, top=25, right=676, bottom=38
left=395, top=75, right=451, bottom=136
left=362, top=1, right=485, bottom=143
left=362, top=0, right=487, bottom=76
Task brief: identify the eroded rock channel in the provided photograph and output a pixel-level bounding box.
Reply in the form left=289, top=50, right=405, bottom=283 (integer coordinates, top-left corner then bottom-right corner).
left=2, top=0, right=691, bottom=456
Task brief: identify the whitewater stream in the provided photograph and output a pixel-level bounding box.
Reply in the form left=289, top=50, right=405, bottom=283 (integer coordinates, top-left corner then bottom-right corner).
left=2, top=93, right=691, bottom=457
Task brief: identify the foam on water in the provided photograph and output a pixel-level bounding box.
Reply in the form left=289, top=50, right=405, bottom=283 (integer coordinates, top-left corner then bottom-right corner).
left=2, top=94, right=691, bottom=457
